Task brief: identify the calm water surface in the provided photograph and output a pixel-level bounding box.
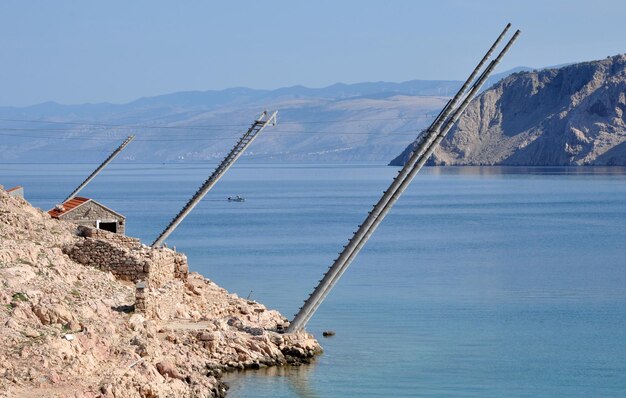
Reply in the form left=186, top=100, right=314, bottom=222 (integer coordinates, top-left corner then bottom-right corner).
left=1, top=163, right=626, bottom=397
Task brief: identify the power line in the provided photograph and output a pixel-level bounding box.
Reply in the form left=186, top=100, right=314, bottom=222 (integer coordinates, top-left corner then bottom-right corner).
left=0, top=131, right=237, bottom=141
left=0, top=129, right=423, bottom=141
left=0, top=117, right=239, bottom=130
left=0, top=127, right=424, bottom=141
left=0, top=114, right=434, bottom=130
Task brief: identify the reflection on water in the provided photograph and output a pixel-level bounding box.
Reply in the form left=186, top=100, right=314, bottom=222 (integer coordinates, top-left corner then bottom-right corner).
left=424, top=165, right=626, bottom=176
left=224, top=362, right=320, bottom=398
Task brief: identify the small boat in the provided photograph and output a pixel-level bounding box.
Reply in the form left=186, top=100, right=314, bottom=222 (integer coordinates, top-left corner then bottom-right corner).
left=227, top=195, right=245, bottom=202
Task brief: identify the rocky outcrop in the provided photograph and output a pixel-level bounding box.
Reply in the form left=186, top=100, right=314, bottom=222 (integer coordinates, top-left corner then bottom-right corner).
left=391, top=54, right=626, bottom=166
left=0, top=189, right=321, bottom=398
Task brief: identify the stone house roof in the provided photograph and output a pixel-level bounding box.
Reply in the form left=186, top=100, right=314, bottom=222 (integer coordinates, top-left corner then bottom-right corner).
left=6, top=186, right=22, bottom=194
left=5, top=186, right=24, bottom=199
left=48, top=197, right=125, bottom=220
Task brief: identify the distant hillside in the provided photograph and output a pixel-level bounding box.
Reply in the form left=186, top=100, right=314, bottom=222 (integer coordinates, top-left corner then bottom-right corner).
left=390, top=55, right=626, bottom=166
left=0, top=80, right=464, bottom=163
left=0, top=69, right=527, bottom=164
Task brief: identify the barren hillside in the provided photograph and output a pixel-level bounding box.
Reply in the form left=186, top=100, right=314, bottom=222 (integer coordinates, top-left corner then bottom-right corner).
left=391, top=54, right=626, bottom=166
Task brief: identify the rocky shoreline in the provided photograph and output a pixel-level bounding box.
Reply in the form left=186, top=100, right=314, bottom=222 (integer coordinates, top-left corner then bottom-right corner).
left=0, top=188, right=322, bottom=398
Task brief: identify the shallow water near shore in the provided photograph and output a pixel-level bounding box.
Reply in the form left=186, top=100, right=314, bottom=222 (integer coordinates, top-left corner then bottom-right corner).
left=2, top=163, right=626, bottom=397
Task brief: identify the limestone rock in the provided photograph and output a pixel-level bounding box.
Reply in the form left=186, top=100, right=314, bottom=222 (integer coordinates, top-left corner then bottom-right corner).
left=391, top=54, right=626, bottom=166
left=23, top=327, right=40, bottom=338
left=155, top=361, right=186, bottom=380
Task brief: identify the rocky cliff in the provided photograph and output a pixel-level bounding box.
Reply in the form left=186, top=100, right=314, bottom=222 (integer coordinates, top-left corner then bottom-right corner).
left=390, top=54, right=626, bottom=166
left=0, top=188, right=320, bottom=398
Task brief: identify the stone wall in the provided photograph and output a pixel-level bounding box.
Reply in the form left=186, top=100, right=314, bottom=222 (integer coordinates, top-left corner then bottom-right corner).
left=145, top=248, right=189, bottom=287
left=64, top=227, right=188, bottom=287
left=60, top=200, right=126, bottom=235
left=135, top=280, right=185, bottom=320
left=135, top=281, right=149, bottom=313
left=63, top=226, right=189, bottom=320
left=63, top=238, right=149, bottom=282
left=78, top=226, right=140, bottom=249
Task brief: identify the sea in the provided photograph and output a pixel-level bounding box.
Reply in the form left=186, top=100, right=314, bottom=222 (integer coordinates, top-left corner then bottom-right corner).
left=2, top=163, right=626, bottom=397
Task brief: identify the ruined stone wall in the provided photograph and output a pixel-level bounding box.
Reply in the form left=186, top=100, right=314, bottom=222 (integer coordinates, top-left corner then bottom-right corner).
left=63, top=238, right=148, bottom=282
left=145, top=248, right=189, bottom=288
left=78, top=226, right=140, bottom=249
left=135, top=282, right=149, bottom=313
left=63, top=226, right=189, bottom=320
left=135, top=280, right=185, bottom=320
left=60, top=201, right=125, bottom=235
left=64, top=227, right=188, bottom=287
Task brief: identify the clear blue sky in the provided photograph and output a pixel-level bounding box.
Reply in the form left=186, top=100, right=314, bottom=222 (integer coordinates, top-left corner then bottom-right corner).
left=1, top=0, right=624, bottom=106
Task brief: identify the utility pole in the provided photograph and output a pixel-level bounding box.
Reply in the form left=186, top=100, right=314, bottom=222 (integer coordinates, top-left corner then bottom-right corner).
left=152, top=111, right=277, bottom=247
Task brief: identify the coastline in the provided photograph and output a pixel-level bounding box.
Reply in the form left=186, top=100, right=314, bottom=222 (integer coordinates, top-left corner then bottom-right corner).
left=0, top=188, right=322, bottom=397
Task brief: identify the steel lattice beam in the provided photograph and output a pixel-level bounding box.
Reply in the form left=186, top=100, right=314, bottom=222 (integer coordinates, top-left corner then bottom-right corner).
left=64, top=135, right=135, bottom=202
left=288, top=26, right=520, bottom=333
left=152, top=111, right=277, bottom=247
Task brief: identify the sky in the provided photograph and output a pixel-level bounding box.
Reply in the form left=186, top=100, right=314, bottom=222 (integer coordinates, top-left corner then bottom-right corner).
left=1, top=0, right=625, bottom=106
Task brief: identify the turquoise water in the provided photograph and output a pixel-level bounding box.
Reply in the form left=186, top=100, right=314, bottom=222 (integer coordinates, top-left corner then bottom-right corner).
left=2, top=163, right=626, bottom=397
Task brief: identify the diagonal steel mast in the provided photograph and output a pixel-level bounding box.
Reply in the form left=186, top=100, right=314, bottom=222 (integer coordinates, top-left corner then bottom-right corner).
left=152, top=111, right=277, bottom=247
left=288, top=26, right=520, bottom=333
left=64, top=135, right=135, bottom=202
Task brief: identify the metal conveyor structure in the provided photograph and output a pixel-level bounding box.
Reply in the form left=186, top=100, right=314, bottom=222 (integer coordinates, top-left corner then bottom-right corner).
left=64, top=135, right=135, bottom=202
left=151, top=110, right=277, bottom=247
left=287, top=24, right=520, bottom=333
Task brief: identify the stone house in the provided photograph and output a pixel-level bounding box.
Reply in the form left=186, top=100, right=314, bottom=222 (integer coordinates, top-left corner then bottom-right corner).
left=6, top=186, right=24, bottom=199
left=48, top=197, right=126, bottom=235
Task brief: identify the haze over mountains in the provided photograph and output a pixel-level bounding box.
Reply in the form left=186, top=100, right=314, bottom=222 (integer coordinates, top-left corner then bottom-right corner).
left=0, top=81, right=450, bottom=163
left=8, top=59, right=623, bottom=167
left=0, top=69, right=529, bottom=164
left=391, top=55, right=626, bottom=166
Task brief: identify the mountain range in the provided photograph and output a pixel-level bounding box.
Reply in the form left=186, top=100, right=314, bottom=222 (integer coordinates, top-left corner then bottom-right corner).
left=8, top=59, right=620, bottom=167
left=0, top=70, right=528, bottom=163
